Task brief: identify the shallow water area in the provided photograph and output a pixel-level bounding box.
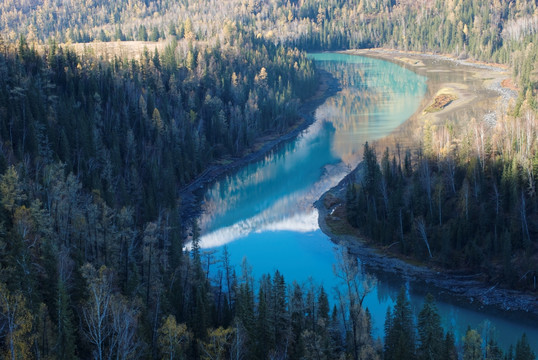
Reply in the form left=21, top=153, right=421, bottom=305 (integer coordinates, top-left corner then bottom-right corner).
left=197, top=53, right=538, bottom=350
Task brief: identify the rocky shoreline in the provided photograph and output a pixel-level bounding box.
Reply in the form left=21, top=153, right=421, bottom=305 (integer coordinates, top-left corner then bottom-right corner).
left=315, top=170, right=538, bottom=319
left=178, top=48, right=538, bottom=319
left=178, top=68, right=340, bottom=228
left=315, top=50, right=538, bottom=319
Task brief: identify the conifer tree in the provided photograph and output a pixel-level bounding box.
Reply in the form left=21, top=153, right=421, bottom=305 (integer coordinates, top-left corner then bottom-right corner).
left=384, top=287, right=415, bottom=360
left=486, top=338, right=505, bottom=360
left=417, top=294, right=443, bottom=360
left=56, top=278, right=77, bottom=359
left=289, top=282, right=305, bottom=360
left=442, top=332, right=458, bottom=360
left=515, top=333, right=535, bottom=360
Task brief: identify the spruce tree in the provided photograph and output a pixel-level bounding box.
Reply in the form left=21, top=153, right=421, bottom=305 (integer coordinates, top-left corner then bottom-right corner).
left=56, top=278, right=77, bottom=359
left=256, top=284, right=270, bottom=359
left=486, top=337, right=505, bottom=360
left=362, top=141, right=381, bottom=197
left=289, top=282, right=305, bottom=360
left=384, top=287, right=415, bottom=360
left=442, top=332, right=458, bottom=360
left=515, top=333, right=535, bottom=360
left=384, top=306, right=394, bottom=357
left=417, top=294, right=444, bottom=360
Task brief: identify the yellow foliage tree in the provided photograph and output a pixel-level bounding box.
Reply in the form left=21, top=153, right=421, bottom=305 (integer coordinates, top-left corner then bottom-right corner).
left=158, top=315, right=191, bottom=360
left=200, top=327, right=234, bottom=360
left=0, top=282, right=34, bottom=360
left=152, top=108, right=164, bottom=134
left=0, top=166, right=26, bottom=214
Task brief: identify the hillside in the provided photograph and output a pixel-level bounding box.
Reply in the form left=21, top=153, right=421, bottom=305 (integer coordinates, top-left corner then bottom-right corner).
left=0, top=0, right=536, bottom=359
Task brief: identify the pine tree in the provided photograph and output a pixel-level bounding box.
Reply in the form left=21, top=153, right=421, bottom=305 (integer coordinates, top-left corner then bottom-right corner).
left=515, top=333, right=535, bottom=360
left=56, top=278, right=77, bottom=359
left=255, top=281, right=271, bottom=359
left=316, top=286, right=333, bottom=359
left=384, top=306, right=394, bottom=356
left=486, top=337, right=504, bottom=360
left=235, top=258, right=255, bottom=357
left=289, top=282, right=305, bottom=360
left=362, top=142, right=381, bottom=197
left=417, top=294, right=444, bottom=360
left=442, top=332, right=458, bottom=360
left=190, top=232, right=210, bottom=341
left=317, top=286, right=330, bottom=323
left=272, top=270, right=288, bottom=355
left=506, top=345, right=514, bottom=360
left=384, top=287, right=415, bottom=360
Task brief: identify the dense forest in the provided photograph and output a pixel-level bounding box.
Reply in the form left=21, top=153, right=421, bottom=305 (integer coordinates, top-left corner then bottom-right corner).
left=0, top=0, right=537, bottom=358
left=1, top=0, right=537, bottom=63
left=345, top=131, right=538, bottom=290
left=0, top=31, right=318, bottom=359
left=340, top=5, right=538, bottom=291
left=0, top=33, right=316, bottom=221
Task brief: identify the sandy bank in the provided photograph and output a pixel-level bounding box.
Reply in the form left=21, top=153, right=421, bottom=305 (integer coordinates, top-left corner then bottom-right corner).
left=341, top=49, right=516, bottom=152
left=316, top=49, right=538, bottom=318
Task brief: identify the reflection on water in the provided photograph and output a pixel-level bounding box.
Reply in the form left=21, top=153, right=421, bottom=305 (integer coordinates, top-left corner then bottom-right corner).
left=198, top=120, right=342, bottom=247
left=306, top=55, right=427, bottom=168
left=197, top=53, right=538, bottom=352
left=199, top=53, right=427, bottom=246
left=218, top=229, right=538, bottom=350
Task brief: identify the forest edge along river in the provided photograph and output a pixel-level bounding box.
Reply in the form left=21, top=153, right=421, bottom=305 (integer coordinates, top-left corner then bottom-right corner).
left=188, top=52, right=538, bottom=350
left=318, top=50, right=538, bottom=314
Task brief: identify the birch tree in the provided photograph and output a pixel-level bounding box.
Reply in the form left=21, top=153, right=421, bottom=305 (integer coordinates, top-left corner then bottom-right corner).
left=0, top=282, right=34, bottom=360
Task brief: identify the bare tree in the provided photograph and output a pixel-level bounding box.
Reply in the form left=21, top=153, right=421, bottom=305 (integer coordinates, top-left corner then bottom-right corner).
left=82, top=264, right=140, bottom=360
left=229, top=321, right=246, bottom=360
left=473, top=119, right=486, bottom=170
left=81, top=264, right=114, bottom=360
left=461, top=178, right=470, bottom=221
left=333, top=249, right=377, bottom=360
left=443, top=156, right=457, bottom=195
left=420, top=159, right=433, bottom=217
left=0, top=282, right=34, bottom=360
left=110, top=296, right=139, bottom=360
left=415, top=217, right=433, bottom=258
left=520, top=192, right=531, bottom=249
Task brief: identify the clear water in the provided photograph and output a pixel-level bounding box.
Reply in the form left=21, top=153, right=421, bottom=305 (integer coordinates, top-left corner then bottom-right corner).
left=197, top=53, right=538, bottom=351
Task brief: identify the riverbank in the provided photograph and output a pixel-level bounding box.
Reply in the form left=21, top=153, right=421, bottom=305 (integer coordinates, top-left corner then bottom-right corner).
left=316, top=49, right=538, bottom=318
left=179, top=68, right=340, bottom=227
left=340, top=48, right=517, bottom=152
left=316, top=178, right=538, bottom=318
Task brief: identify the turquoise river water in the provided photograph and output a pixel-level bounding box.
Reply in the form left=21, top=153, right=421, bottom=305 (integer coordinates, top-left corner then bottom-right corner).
left=197, top=53, right=538, bottom=351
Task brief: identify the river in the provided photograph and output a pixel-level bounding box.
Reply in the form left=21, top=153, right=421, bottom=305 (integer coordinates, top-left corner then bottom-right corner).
left=196, top=53, right=538, bottom=351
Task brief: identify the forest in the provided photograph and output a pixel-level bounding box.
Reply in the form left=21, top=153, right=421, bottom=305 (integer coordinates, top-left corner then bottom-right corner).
left=1, top=0, right=537, bottom=65
left=0, top=0, right=537, bottom=359
left=344, top=123, right=538, bottom=291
